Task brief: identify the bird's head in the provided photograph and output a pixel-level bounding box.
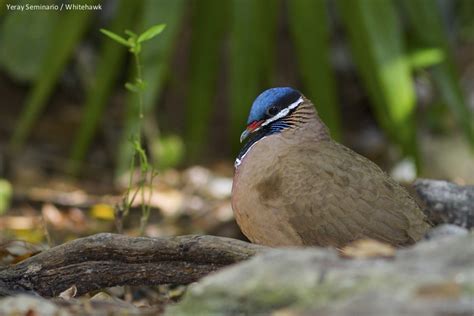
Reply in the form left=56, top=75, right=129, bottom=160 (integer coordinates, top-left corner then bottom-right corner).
left=235, top=87, right=309, bottom=168
left=240, top=87, right=303, bottom=143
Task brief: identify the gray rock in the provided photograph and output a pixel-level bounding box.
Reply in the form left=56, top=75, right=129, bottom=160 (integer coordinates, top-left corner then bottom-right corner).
left=414, top=179, right=474, bottom=228
left=424, top=224, right=469, bottom=240
left=166, top=234, right=474, bottom=315
left=0, top=295, right=70, bottom=316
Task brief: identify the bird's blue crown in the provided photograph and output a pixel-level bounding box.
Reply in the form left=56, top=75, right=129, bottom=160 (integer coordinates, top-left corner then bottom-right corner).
left=247, top=87, right=301, bottom=124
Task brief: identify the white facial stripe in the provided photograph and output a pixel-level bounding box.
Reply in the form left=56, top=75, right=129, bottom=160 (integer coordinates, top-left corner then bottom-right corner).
left=261, top=97, right=303, bottom=127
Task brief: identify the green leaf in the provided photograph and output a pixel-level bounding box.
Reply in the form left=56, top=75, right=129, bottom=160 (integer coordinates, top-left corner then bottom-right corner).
left=100, top=28, right=131, bottom=47
left=125, top=82, right=139, bottom=93
left=125, top=29, right=137, bottom=38
left=408, top=47, right=444, bottom=69
left=137, top=23, right=166, bottom=43
left=338, top=0, right=418, bottom=164
left=132, top=140, right=149, bottom=172
left=117, top=0, right=185, bottom=177
left=136, top=79, right=147, bottom=90
left=125, top=79, right=146, bottom=92
left=402, top=0, right=474, bottom=146
left=288, top=0, right=341, bottom=140
left=229, top=0, right=278, bottom=153
left=9, top=0, right=96, bottom=151
left=68, top=0, right=140, bottom=174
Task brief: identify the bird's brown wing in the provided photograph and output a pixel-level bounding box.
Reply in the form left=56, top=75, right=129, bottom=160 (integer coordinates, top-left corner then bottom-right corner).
left=272, top=140, right=430, bottom=247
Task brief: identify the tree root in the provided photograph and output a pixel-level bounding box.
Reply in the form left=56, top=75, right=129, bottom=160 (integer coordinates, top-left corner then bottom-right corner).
left=0, top=233, right=265, bottom=297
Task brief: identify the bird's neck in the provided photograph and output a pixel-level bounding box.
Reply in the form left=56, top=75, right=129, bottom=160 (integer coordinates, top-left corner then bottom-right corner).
left=281, top=99, right=331, bottom=142
left=235, top=99, right=330, bottom=167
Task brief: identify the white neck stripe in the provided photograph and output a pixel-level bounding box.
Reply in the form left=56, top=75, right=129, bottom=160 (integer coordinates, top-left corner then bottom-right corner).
left=234, top=136, right=268, bottom=168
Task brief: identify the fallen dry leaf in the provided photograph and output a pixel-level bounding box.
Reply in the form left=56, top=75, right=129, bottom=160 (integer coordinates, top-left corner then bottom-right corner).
left=131, top=187, right=184, bottom=216
left=42, top=203, right=64, bottom=227
left=0, top=216, right=40, bottom=230
left=339, top=239, right=396, bottom=259
left=59, top=285, right=77, bottom=300
left=0, top=240, right=44, bottom=265
left=416, top=281, right=461, bottom=299
left=90, top=204, right=115, bottom=221
left=90, top=292, right=113, bottom=302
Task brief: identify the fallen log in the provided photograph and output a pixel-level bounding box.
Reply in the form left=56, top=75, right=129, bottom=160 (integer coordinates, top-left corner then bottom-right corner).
left=0, top=233, right=265, bottom=297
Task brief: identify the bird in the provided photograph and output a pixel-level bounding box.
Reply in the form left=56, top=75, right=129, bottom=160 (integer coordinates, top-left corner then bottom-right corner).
left=231, top=87, right=431, bottom=248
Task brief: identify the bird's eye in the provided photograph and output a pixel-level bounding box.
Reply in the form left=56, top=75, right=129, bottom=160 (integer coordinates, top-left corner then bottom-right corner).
left=267, top=106, right=278, bottom=116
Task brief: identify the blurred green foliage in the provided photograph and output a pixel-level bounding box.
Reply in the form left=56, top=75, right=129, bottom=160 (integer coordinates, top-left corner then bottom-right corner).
left=0, top=179, right=12, bottom=214
left=67, top=0, right=139, bottom=174
left=1, top=0, right=472, bottom=176
left=402, top=0, right=474, bottom=146
left=8, top=0, right=96, bottom=151
left=288, top=0, right=340, bottom=141
left=119, top=0, right=185, bottom=175
left=457, top=0, right=474, bottom=41
left=186, top=0, right=228, bottom=159
left=338, top=0, right=419, bottom=164
left=229, top=0, right=278, bottom=153
left=0, top=0, right=58, bottom=81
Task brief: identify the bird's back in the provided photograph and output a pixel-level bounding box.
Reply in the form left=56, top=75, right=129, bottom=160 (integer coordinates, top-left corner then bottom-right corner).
left=282, top=139, right=429, bottom=247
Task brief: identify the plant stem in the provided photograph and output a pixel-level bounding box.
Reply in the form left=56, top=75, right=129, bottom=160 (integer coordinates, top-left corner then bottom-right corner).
left=133, top=53, right=144, bottom=119
left=132, top=51, right=153, bottom=235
